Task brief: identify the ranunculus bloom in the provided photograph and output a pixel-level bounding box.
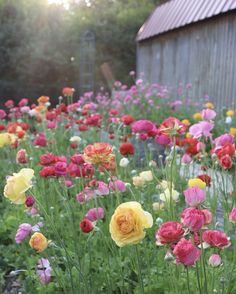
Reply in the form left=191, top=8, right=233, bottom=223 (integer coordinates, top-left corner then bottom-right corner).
left=197, top=174, right=211, bottom=187
left=0, top=109, right=6, bottom=119
left=159, top=188, right=179, bottom=202
left=95, top=181, right=109, bottom=196
left=76, top=187, right=95, bottom=203
left=62, top=87, right=75, bottom=96
left=0, top=133, right=12, bottom=147
left=121, top=115, right=134, bottom=125
left=16, top=149, right=28, bottom=164
left=182, top=208, right=205, bottom=232
left=37, top=258, right=52, bottom=284
left=132, top=176, right=145, bottom=187
left=15, top=223, right=32, bottom=244
left=40, top=153, right=56, bottom=165
left=38, top=96, right=50, bottom=104
left=201, top=109, right=216, bottom=121
left=173, top=238, right=201, bottom=266
left=29, top=232, right=48, bottom=252
left=132, top=120, right=154, bottom=133
left=4, top=168, right=34, bottom=204
left=54, top=161, right=67, bottom=176
left=119, top=157, right=130, bottom=167
left=155, top=221, right=184, bottom=245
left=139, top=171, right=153, bottom=182
left=83, top=142, right=114, bottom=165
left=80, top=218, right=94, bottom=233
left=159, top=117, right=186, bottom=135
left=188, top=178, right=206, bottom=189
left=109, top=179, right=126, bottom=192
left=214, top=134, right=234, bottom=149
left=155, top=134, right=171, bottom=145
left=217, top=143, right=235, bottom=158
left=202, top=209, right=213, bottom=225
left=229, top=208, right=236, bottom=223
left=208, top=254, right=221, bottom=267
left=85, top=207, right=104, bottom=222
left=189, top=121, right=214, bottom=138
left=184, top=186, right=206, bottom=207
left=119, top=142, right=135, bottom=156
left=202, top=230, right=230, bottom=249
left=219, top=154, right=233, bottom=170
left=109, top=201, right=153, bottom=247
left=25, top=196, right=35, bottom=207
left=181, top=153, right=192, bottom=164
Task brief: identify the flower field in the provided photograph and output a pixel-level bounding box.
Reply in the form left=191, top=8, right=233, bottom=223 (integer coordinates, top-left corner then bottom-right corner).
left=1, top=80, right=236, bottom=293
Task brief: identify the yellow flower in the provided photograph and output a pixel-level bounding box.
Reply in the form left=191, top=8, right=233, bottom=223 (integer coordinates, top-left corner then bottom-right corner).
left=227, top=110, right=235, bottom=117
left=109, top=201, right=153, bottom=247
left=230, top=128, right=236, bottom=136
left=205, top=102, right=214, bottom=109
left=139, top=170, right=153, bottom=182
left=186, top=132, right=192, bottom=139
left=182, top=119, right=191, bottom=126
left=29, top=232, right=48, bottom=252
left=0, top=133, right=12, bottom=147
left=188, top=178, right=206, bottom=189
left=132, top=176, right=145, bottom=187
left=193, top=113, right=202, bottom=121
left=4, top=168, right=34, bottom=204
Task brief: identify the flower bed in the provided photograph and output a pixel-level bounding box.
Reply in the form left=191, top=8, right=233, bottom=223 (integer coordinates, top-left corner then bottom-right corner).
left=0, top=81, right=236, bottom=293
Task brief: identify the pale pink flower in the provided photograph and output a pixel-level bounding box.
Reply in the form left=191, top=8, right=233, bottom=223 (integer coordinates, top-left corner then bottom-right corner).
left=95, top=181, right=109, bottom=196
left=208, top=254, right=221, bottom=267
left=181, top=154, right=192, bottom=164
left=189, top=121, right=214, bottom=138
left=37, top=258, right=52, bottom=284
left=184, top=186, right=206, bottom=207
left=15, top=223, right=32, bottom=244
left=229, top=208, right=236, bottom=223
left=201, top=109, right=216, bottom=121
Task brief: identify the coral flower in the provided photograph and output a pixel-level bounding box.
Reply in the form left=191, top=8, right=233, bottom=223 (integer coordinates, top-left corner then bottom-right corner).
left=62, top=87, right=75, bottom=96
left=29, top=232, right=48, bottom=252
left=109, top=201, right=153, bottom=247
left=202, top=230, right=230, bottom=249
left=83, top=143, right=114, bottom=165
left=37, top=96, right=50, bottom=104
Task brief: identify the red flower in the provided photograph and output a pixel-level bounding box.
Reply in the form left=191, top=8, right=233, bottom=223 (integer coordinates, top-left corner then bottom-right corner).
left=159, top=117, right=187, bottom=135
left=80, top=219, right=94, bottom=233
left=197, top=174, right=211, bottom=187
left=155, top=221, right=184, bottom=245
left=70, top=143, right=78, bottom=149
left=40, top=153, right=56, bottom=166
left=173, top=238, right=201, bottom=266
left=202, top=230, right=230, bottom=249
left=121, top=115, right=134, bottom=125
left=219, top=154, right=232, bottom=170
left=25, top=196, right=35, bottom=207
left=39, top=166, right=56, bottom=177
left=79, top=125, right=89, bottom=132
left=217, top=143, right=235, bottom=159
left=119, top=142, right=135, bottom=156
left=70, top=154, right=85, bottom=165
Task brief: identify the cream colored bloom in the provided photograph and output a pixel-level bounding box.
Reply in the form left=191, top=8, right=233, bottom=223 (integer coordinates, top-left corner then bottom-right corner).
left=139, top=170, right=153, bottom=182
left=132, top=176, right=145, bottom=187
left=4, top=168, right=34, bottom=204
left=119, top=157, right=130, bottom=167
left=159, top=188, right=179, bottom=202
left=109, top=201, right=153, bottom=247
left=70, top=136, right=82, bottom=144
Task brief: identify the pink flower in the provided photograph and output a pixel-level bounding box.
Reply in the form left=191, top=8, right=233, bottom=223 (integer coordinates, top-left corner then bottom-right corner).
left=189, top=121, right=214, bottom=138
left=182, top=208, right=205, bottom=232
left=155, top=134, right=171, bottom=145
left=37, top=258, right=52, bottom=284
left=0, top=109, right=6, bottom=119
left=184, top=186, right=206, bottom=207
left=95, top=181, right=109, bottom=196
left=109, top=179, right=126, bottom=192
left=18, top=98, right=28, bottom=107
left=201, top=109, right=216, bottom=121
left=229, top=208, right=236, bottom=223
left=85, top=207, right=104, bottom=221
left=214, top=134, right=234, bottom=149
left=16, top=149, right=28, bottom=164
left=33, top=133, right=47, bottom=147
left=15, top=223, right=32, bottom=244
left=65, top=179, right=73, bottom=188
left=181, top=154, right=192, bottom=164
left=202, top=209, right=213, bottom=225
left=173, top=238, right=201, bottom=266
left=202, top=230, right=230, bottom=249
left=208, top=254, right=221, bottom=267
left=132, top=120, right=155, bottom=133
left=54, top=162, right=67, bottom=176
left=155, top=221, right=184, bottom=245
left=47, top=121, right=57, bottom=129
left=76, top=188, right=95, bottom=204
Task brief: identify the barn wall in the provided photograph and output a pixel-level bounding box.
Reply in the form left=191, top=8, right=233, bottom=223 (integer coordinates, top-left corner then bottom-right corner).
left=137, top=12, right=236, bottom=108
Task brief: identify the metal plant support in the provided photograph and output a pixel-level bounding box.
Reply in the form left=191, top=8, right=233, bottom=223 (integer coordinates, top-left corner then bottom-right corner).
left=79, top=31, right=95, bottom=96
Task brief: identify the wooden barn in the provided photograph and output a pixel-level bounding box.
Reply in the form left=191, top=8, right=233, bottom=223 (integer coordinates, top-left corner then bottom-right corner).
left=136, top=0, right=236, bottom=108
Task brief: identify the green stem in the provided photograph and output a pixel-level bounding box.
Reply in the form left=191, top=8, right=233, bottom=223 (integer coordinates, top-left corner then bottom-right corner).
left=186, top=267, right=191, bottom=294
left=135, top=245, right=145, bottom=294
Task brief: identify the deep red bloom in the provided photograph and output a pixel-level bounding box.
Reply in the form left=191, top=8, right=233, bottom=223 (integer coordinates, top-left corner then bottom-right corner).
left=80, top=219, right=94, bottom=233
left=121, top=115, right=134, bottom=125
left=79, top=125, right=89, bottom=132
left=70, top=154, right=85, bottom=165
left=197, top=174, right=212, bottom=187
left=219, top=154, right=232, bottom=170
left=40, top=153, right=56, bottom=166
left=217, top=143, right=235, bottom=159
left=25, top=196, right=35, bottom=207
left=119, top=142, right=135, bottom=156
left=39, top=166, right=56, bottom=177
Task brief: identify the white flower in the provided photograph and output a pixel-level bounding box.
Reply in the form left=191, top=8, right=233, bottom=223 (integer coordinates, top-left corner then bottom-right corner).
left=70, top=136, right=82, bottom=144
left=159, top=188, right=179, bottom=202
left=119, top=158, right=129, bottom=167
left=225, top=116, right=232, bottom=124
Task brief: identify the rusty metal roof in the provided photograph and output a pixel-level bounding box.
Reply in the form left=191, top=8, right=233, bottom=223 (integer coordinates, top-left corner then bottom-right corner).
left=137, top=0, right=236, bottom=42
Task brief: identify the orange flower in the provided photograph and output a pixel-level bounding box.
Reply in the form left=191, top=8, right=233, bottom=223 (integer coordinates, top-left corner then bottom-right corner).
left=83, top=143, right=114, bottom=165
left=37, top=96, right=50, bottom=104
left=35, top=105, right=46, bottom=113
left=62, top=87, right=75, bottom=96
left=29, top=232, right=48, bottom=252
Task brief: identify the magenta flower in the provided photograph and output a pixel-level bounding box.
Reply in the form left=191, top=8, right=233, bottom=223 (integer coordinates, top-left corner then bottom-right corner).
left=37, top=258, right=52, bottom=284
left=184, top=186, right=206, bottom=207
left=85, top=207, right=104, bottom=222
left=132, top=120, right=155, bottom=133
left=15, top=223, right=32, bottom=244
left=54, top=161, right=67, bottom=176
left=109, top=179, right=126, bottom=192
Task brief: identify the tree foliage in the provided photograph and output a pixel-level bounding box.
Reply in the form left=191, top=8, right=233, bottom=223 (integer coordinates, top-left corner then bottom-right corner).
left=0, top=0, right=159, bottom=102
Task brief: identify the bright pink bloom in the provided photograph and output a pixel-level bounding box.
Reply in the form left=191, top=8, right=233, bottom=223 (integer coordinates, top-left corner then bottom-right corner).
left=132, top=120, right=155, bottom=133
left=18, top=98, right=28, bottom=107
left=173, top=238, right=201, bottom=266
left=155, top=221, right=184, bottom=245
left=229, top=208, right=236, bottom=223
left=85, top=207, right=104, bottom=222
left=182, top=208, right=205, bottom=232
left=0, top=109, right=6, bottom=119
left=15, top=223, right=32, bottom=244
left=33, top=133, right=47, bottom=147
left=155, top=134, right=171, bottom=145
left=201, top=109, right=216, bottom=121
left=4, top=99, right=14, bottom=108
left=208, top=254, right=221, bottom=267
left=202, top=230, right=230, bottom=249
left=95, top=181, right=109, bottom=196
left=54, top=162, right=67, bottom=176
left=37, top=258, right=52, bottom=284
left=109, top=179, right=126, bottom=192
left=184, top=186, right=206, bottom=207
left=47, top=121, right=57, bottom=129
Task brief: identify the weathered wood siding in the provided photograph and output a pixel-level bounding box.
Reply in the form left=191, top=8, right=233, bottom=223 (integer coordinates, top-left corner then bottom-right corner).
left=137, top=12, right=236, bottom=108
